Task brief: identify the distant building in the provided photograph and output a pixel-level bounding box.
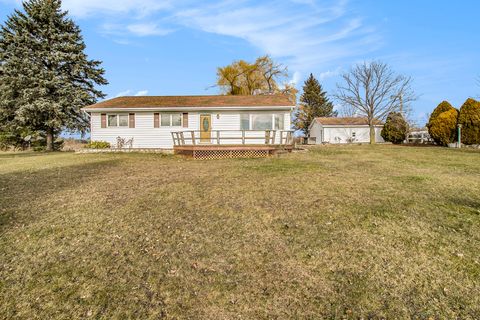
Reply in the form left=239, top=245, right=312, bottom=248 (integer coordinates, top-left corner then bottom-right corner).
left=308, top=117, right=384, bottom=144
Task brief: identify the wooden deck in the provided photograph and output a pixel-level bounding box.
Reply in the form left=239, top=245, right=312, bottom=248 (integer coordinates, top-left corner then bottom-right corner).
left=171, top=130, right=294, bottom=159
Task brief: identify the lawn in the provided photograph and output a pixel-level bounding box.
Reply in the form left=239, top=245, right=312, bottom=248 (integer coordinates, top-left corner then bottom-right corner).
left=0, top=145, right=479, bottom=319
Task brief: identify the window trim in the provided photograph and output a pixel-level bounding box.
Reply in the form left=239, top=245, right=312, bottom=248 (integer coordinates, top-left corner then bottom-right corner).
left=107, top=114, right=130, bottom=128
left=240, top=113, right=286, bottom=130
left=159, top=113, right=183, bottom=127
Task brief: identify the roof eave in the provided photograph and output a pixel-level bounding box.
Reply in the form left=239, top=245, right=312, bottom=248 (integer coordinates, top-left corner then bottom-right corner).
left=82, top=105, right=295, bottom=112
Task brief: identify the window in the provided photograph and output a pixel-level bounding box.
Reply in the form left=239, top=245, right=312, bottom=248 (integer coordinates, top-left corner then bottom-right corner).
left=172, top=114, right=182, bottom=126
left=240, top=114, right=250, bottom=130
left=274, top=114, right=285, bottom=130
left=107, top=114, right=129, bottom=127
left=119, top=114, right=129, bottom=127
left=252, top=114, right=273, bottom=130
left=161, top=114, right=171, bottom=126
left=161, top=113, right=182, bottom=127
left=108, top=115, right=117, bottom=127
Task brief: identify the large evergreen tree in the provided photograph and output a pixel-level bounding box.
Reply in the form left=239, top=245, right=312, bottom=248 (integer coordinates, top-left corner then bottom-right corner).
left=381, top=111, right=408, bottom=144
left=0, top=0, right=107, bottom=150
left=458, top=98, right=480, bottom=145
left=293, top=73, right=336, bottom=135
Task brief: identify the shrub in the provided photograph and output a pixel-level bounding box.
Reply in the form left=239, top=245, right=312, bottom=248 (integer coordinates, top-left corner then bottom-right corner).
left=381, top=112, right=409, bottom=144
left=429, top=101, right=453, bottom=122
left=85, top=140, right=111, bottom=149
left=427, top=101, right=458, bottom=145
left=458, top=98, right=480, bottom=145
left=428, top=108, right=459, bottom=146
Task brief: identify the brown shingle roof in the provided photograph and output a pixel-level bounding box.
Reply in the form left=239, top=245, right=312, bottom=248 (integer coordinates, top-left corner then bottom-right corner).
left=315, top=117, right=383, bottom=126
left=86, top=95, right=294, bottom=109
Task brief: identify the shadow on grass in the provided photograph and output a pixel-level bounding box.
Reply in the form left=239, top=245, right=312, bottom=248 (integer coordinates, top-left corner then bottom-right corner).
left=0, top=158, right=121, bottom=232
left=0, top=151, right=58, bottom=159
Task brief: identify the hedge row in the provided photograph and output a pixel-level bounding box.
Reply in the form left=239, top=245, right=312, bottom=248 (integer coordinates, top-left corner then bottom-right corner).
left=427, top=98, right=480, bottom=146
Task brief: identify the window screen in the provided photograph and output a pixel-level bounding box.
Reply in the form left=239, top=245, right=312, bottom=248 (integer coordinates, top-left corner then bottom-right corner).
left=240, top=114, right=250, bottom=130
left=252, top=114, right=272, bottom=130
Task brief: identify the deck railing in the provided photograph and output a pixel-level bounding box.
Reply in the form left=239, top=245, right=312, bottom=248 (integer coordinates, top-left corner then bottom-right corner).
left=171, top=130, right=294, bottom=146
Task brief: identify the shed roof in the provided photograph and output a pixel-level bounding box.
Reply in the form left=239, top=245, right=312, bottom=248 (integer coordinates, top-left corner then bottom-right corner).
left=314, top=117, right=383, bottom=126
left=85, top=94, right=294, bottom=109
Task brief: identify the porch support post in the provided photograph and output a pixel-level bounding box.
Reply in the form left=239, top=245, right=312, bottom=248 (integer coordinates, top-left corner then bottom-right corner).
left=191, top=131, right=196, bottom=145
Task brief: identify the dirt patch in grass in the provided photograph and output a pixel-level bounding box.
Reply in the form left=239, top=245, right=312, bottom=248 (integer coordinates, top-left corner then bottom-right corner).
left=0, top=145, right=479, bottom=319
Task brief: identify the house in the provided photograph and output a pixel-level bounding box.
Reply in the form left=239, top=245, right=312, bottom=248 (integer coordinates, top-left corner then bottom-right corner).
left=308, top=117, right=384, bottom=144
left=83, top=95, right=294, bottom=149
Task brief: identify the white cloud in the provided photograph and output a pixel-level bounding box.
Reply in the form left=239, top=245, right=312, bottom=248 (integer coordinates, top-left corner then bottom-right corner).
left=172, top=0, right=379, bottom=73
left=61, top=0, right=172, bottom=18
left=114, top=90, right=132, bottom=98
left=5, top=0, right=381, bottom=77
left=114, top=89, right=148, bottom=97
left=290, top=71, right=301, bottom=86
left=127, top=23, right=173, bottom=36
left=319, top=67, right=342, bottom=80
left=134, top=90, right=149, bottom=96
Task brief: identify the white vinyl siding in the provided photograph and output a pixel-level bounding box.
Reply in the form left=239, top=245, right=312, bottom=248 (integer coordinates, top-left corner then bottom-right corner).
left=90, top=110, right=291, bottom=149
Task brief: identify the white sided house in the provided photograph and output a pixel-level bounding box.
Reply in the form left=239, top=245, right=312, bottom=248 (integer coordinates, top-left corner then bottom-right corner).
left=83, top=95, right=294, bottom=149
left=308, top=117, right=384, bottom=144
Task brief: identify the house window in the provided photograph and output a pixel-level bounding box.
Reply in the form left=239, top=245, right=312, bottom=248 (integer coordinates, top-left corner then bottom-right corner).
left=240, top=114, right=250, bottom=130
left=107, top=114, right=129, bottom=127
left=172, top=114, right=182, bottom=126
left=252, top=114, right=273, bottom=130
left=274, top=114, right=285, bottom=130
left=119, top=114, right=129, bottom=127
left=161, top=113, right=182, bottom=127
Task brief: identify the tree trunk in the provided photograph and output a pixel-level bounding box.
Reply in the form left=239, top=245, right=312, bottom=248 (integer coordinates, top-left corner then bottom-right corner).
left=46, top=128, right=54, bottom=151
left=369, top=124, right=376, bottom=144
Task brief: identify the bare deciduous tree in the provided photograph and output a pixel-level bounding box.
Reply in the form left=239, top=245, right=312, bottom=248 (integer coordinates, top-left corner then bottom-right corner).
left=335, top=61, right=416, bottom=144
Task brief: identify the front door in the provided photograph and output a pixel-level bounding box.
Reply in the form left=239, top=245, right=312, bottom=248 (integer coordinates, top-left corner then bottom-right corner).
left=200, top=114, right=212, bottom=143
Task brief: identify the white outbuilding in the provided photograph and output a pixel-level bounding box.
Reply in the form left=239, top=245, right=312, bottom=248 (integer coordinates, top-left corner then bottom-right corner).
left=308, top=117, right=384, bottom=144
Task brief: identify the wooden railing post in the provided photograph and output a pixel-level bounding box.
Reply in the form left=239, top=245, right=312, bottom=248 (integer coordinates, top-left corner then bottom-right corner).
left=216, top=131, right=220, bottom=145
left=191, top=131, right=196, bottom=145
left=171, top=132, right=177, bottom=146
left=242, top=130, right=246, bottom=145
left=180, top=132, right=185, bottom=145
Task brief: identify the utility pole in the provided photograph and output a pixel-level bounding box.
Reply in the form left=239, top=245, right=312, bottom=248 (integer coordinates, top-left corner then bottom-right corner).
left=458, top=124, right=462, bottom=148
left=391, top=93, right=404, bottom=115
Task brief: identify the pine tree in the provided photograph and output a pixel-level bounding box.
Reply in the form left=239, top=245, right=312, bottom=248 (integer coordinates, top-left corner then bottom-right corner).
left=0, top=0, right=107, bottom=150
left=293, top=73, right=336, bottom=135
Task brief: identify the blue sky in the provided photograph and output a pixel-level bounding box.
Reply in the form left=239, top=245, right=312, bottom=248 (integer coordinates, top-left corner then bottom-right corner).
left=1, top=0, right=479, bottom=126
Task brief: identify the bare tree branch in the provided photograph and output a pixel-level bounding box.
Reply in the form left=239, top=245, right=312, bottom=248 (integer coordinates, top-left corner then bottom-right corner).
left=334, top=61, right=416, bottom=144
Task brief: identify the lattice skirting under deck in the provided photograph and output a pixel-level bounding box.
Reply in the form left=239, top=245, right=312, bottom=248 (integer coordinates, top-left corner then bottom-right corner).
left=192, top=149, right=271, bottom=160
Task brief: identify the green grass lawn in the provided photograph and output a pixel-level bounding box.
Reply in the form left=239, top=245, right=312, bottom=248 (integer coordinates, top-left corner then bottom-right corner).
left=1, top=145, right=479, bottom=319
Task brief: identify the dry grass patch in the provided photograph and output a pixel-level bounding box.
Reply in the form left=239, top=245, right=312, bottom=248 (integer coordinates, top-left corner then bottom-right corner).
left=0, top=145, right=479, bottom=319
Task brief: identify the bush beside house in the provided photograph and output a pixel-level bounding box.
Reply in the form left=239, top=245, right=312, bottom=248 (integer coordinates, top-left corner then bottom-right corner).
left=85, top=141, right=111, bottom=149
